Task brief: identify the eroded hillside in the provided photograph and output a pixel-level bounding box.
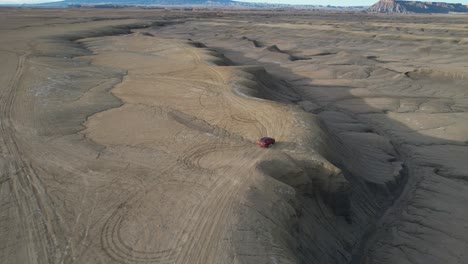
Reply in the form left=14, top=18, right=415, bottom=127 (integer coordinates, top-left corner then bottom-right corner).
left=0, top=8, right=467, bottom=264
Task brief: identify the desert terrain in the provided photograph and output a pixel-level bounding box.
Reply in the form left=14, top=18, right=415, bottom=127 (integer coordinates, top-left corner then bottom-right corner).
left=0, top=7, right=467, bottom=264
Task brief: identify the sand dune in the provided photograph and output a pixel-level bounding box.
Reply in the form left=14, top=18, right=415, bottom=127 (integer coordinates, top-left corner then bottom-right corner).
left=0, top=8, right=467, bottom=264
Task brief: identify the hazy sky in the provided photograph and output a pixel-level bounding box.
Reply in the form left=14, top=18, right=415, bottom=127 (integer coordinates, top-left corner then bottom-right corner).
left=0, top=0, right=58, bottom=3
left=1, top=0, right=467, bottom=6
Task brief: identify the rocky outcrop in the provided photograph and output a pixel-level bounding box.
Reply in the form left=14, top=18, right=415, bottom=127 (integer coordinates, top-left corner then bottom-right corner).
left=367, top=0, right=468, bottom=14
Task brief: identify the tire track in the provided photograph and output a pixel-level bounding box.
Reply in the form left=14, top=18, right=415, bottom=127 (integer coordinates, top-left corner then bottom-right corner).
left=100, top=182, right=208, bottom=263
left=85, top=36, right=289, bottom=263
left=0, top=50, right=63, bottom=263
left=174, top=150, right=265, bottom=264
left=176, top=143, right=248, bottom=173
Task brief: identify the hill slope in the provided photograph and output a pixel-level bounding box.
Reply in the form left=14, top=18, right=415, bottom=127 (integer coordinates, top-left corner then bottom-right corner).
left=367, top=0, right=468, bottom=13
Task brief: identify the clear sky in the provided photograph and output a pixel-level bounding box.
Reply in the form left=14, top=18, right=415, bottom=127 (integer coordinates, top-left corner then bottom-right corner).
left=1, top=0, right=467, bottom=6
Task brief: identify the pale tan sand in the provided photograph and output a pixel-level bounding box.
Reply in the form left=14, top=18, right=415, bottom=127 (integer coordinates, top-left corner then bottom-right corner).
left=0, top=8, right=467, bottom=264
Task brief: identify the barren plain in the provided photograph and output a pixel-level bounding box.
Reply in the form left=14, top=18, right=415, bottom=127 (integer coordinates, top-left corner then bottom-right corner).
left=0, top=7, right=467, bottom=264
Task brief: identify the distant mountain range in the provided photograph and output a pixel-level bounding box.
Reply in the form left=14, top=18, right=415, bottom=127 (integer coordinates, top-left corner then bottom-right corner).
left=65, top=0, right=233, bottom=6
left=4, top=0, right=468, bottom=13
left=366, top=0, right=468, bottom=13
left=5, top=0, right=365, bottom=10
left=18, top=0, right=231, bottom=7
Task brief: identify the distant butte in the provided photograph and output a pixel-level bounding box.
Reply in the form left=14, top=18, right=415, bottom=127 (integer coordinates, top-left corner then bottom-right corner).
left=366, top=0, right=468, bottom=13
